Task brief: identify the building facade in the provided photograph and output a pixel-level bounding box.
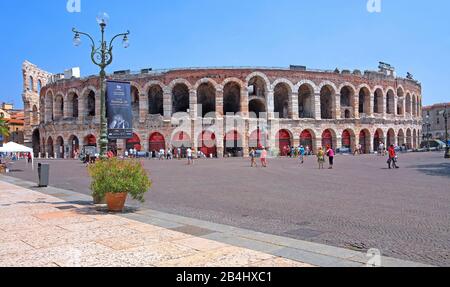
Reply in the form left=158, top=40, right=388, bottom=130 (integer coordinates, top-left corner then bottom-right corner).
left=422, top=103, right=449, bottom=141
left=22, top=61, right=423, bottom=158
left=0, top=103, right=25, bottom=144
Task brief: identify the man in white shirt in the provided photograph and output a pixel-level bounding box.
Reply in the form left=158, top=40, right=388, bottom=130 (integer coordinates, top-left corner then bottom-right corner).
left=187, top=148, right=193, bottom=165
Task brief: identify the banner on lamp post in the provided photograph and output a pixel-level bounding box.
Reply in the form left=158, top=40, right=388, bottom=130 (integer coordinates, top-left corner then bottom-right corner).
left=106, top=80, right=133, bottom=140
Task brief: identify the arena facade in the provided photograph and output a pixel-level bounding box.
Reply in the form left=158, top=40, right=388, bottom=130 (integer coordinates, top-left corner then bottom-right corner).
left=22, top=61, right=423, bottom=158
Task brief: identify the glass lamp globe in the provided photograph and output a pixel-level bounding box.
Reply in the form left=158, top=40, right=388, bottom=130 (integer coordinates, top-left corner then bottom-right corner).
left=96, top=12, right=110, bottom=26
left=122, top=35, right=130, bottom=48
left=73, top=33, right=81, bottom=47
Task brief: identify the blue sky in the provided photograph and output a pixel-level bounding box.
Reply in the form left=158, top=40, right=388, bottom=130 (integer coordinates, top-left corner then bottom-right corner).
left=0, top=0, right=449, bottom=107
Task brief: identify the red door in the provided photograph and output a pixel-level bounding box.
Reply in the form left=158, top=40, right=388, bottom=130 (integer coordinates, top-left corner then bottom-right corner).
left=277, top=130, right=291, bottom=156
left=249, top=129, right=267, bottom=149
left=149, top=133, right=166, bottom=152
left=126, top=134, right=142, bottom=151
left=300, top=130, right=313, bottom=150
left=199, top=131, right=217, bottom=157
left=322, top=130, right=333, bottom=149
left=342, top=130, right=351, bottom=149
left=359, top=131, right=366, bottom=154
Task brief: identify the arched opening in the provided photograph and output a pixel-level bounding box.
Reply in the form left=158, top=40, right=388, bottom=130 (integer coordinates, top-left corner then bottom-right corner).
left=224, top=130, right=243, bottom=157
left=274, top=83, right=290, bottom=119
left=69, top=135, right=80, bottom=159
left=359, top=129, right=371, bottom=154
left=86, top=91, right=96, bottom=117
left=223, top=82, right=241, bottom=115
left=56, top=136, right=65, bottom=159
left=406, top=129, right=412, bottom=149
left=249, top=129, right=267, bottom=149
left=198, top=131, right=217, bottom=157
left=197, top=83, right=216, bottom=117
left=406, top=94, right=412, bottom=115
left=130, top=86, right=140, bottom=118
left=37, top=80, right=42, bottom=94
left=172, top=84, right=190, bottom=114
left=46, top=91, right=54, bottom=122
left=126, top=133, right=142, bottom=152
left=322, top=129, right=335, bottom=149
left=386, top=90, right=395, bottom=115
left=341, top=130, right=352, bottom=150
left=29, top=76, right=34, bottom=91
left=84, top=134, right=97, bottom=147
left=374, top=89, right=383, bottom=114
left=374, top=129, right=385, bottom=151
left=413, top=129, right=417, bottom=149
left=387, top=129, right=396, bottom=147
left=320, top=86, right=335, bottom=119
left=298, top=84, right=314, bottom=118
left=300, top=130, right=314, bottom=152
left=67, top=92, right=79, bottom=118
left=359, top=87, right=371, bottom=115
left=172, top=131, right=191, bottom=150
left=148, top=85, right=164, bottom=115
left=398, top=129, right=405, bottom=149
left=47, top=137, right=54, bottom=158
left=248, top=76, right=267, bottom=99
left=32, top=129, right=40, bottom=157
left=249, top=99, right=266, bottom=118
left=397, top=98, right=404, bottom=116
left=412, top=96, right=417, bottom=117
left=340, top=86, right=354, bottom=118
left=54, top=94, right=64, bottom=120
left=32, top=105, right=38, bottom=125
left=149, top=132, right=166, bottom=154
left=277, top=129, right=292, bottom=156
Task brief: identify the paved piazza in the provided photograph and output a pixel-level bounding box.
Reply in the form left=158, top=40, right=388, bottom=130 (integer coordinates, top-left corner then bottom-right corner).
left=4, top=152, right=450, bottom=266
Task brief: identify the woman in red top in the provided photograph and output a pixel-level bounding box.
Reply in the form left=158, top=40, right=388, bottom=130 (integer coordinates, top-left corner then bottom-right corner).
left=387, top=145, right=399, bottom=169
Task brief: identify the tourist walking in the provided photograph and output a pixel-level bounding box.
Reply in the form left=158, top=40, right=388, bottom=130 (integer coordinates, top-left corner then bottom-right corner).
left=260, top=148, right=268, bottom=168
left=249, top=148, right=257, bottom=168
left=187, top=148, right=194, bottom=165
left=317, top=147, right=325, bottom=169
left=326, top=145, right=335, bottom=169
left=387, top=145, right=399, bottom=169
left=299, top=145, right=306, bottom=164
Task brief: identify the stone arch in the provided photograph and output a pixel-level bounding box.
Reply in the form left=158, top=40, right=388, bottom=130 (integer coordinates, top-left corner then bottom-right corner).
left=67, top=89, right=79, bottom=118
left=81, top=87, right=97, bottom=118
left=148, top=84, right=164, bottom=115
left=406, top=129, right=412, bottom=149
left=321, top=128, right=337, bottom=149
left=56, top=136, right=65, bottom=159
left=68, top=135, right=80, bottom=159
left=374, top=128, right=385, bottom=151
left=358, top=129, right=371, bottom=154
left=149, top=132, right=166, bottom=153
left=193, top=78, right=220, bottom=91
left=398, top=129, right=405, bottom=148
left=223, top=81, right=241, bottom=114
left=320, top=84, right=336, bottom=119
left=197, top=81, right=216, bottom=117
left=249, top=128, right=268, bottom=149
left=273, top=82, right=292, bottom=119
left=374, top=88, right=384, bottom=114
left=45, top=90, right=54, bottom=122
left=172, top=82, right=190, bottom=114
left=412, top=94, right=418, bottom=117
left=386, top=89, right=395, bottom=115
left=339, top=84, right=356, bottom=118
left=32, top=129, right=40, bottom=157
left=32, top=105, right=39, bottom=125
left=277, top=129, right=293, bottom=156
left=224, top=130, right=243, bottom=157
left=358, top=85, right=371, bottom=115
left=341, top=129, right=356, bottom=152
left=405, top=93, right=412, bottom=114
left=413, top=129, right=418, bottom=149
left=387, top=128, right=396, bottom=147
left=198, top=131, right=217, bottom=157
left=300, top=129, right=316, bottom=153
left=47, top=136, right=54, bottom=158
left=126, top=133, right=142, bottom=152
left=271, top=78, right=295, bottom=92
left=298, top=83, right=315, bottom=119
left=54, top=92, right=64, bottom=120
left=245, top=72, right=271, bottom=93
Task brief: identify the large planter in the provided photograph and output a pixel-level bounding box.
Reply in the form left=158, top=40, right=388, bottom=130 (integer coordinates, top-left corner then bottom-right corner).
left=105, top=192, right=128, bottom=212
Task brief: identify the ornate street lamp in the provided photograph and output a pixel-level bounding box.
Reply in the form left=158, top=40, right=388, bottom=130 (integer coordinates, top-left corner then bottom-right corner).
left=72, top=12, right=130, bottom=156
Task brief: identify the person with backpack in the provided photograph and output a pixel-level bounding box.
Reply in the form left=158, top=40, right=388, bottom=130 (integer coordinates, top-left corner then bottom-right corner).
left=249, top=148, right=257, bottom=168
left=317, top=147, right=325, bottom=169
left=387, top=145, right=399, bottom=169
left=299, top=145, right=306, bottom=164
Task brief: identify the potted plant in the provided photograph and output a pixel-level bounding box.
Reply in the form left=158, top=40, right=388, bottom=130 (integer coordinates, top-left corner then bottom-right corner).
left=88, top=158, right=152, bottom=212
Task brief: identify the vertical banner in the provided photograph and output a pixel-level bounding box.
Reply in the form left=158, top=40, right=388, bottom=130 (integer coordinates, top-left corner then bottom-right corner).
left=106, top=80, right=133, bottom=140
left=0, top=135, right=3, bottom=147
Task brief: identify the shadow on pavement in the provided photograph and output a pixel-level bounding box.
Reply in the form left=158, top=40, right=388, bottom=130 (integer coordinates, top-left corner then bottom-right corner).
left=407, top=162, right=450, bottom=178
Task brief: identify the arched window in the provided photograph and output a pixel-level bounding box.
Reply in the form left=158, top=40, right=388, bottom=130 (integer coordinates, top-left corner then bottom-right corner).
left=37, top=80, right=42, bottom=93
left=29, top=76, right=34, bottom=91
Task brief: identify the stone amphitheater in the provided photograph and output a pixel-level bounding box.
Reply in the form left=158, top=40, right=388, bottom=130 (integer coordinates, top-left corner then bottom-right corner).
left=22, top=61, right=423, bottom=158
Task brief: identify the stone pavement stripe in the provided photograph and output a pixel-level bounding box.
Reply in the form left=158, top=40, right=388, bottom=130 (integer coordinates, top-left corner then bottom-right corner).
left=0, top=179, right=310, bottom=267
left=0, top=176, right=433, bottom=267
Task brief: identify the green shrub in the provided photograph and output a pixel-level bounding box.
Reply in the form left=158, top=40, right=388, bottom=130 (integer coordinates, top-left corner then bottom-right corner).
left=88, top=158, right=152, bottom=203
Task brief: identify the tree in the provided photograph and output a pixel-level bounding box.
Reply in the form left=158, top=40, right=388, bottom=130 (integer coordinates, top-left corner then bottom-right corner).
left=0, top=115, right=9, bottom=137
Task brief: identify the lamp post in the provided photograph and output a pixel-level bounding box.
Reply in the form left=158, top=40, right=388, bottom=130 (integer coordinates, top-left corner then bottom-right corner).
left=425, top=115, right=431, bottom=151
left=72, top=12, right=130, bottom=156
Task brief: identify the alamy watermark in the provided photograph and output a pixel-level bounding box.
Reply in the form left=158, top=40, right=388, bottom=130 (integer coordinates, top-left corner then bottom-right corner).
left=367, top=0, right=382, bottom=13
left=67, top=0, right=81, bottom=13
left=366, top=248, right=382, bottom=267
